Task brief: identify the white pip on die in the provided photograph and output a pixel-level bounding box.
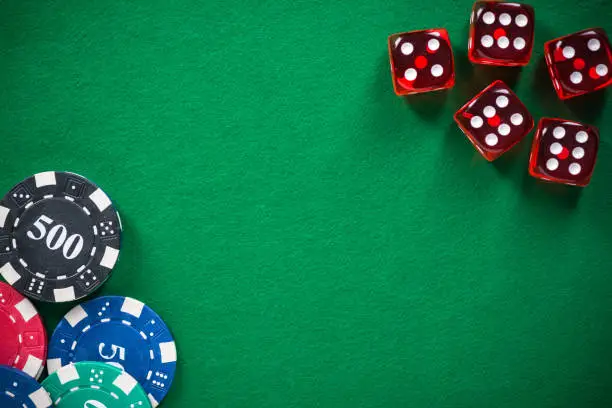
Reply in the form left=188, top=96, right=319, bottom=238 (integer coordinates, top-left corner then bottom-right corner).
left=529, top=118, right=599, bottom=186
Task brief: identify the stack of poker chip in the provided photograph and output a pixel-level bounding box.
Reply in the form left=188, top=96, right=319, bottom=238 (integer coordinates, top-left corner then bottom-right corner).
left=0, top=171, right=177, bottom=408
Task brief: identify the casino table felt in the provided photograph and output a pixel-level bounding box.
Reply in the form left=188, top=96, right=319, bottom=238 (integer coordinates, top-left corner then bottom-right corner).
left=2, top=1, right=612, bottom=407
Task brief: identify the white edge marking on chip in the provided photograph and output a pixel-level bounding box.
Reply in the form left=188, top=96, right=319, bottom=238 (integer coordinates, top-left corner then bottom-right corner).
left=89, top=188, right=112, bottom=212
left=47, top=358, right=63, bottom=374
left=121, top=297, right=145, bottom=318
left=0, top=205, right=9, bottom=228
left=159, top=341, right=177, bottom=364
left=65, top=304, right=89, bottom=327
left=35, top=363, right=45, bottom=380
left=117, top=211, right=124, bottom=231
left=29, top=386, right=53, bottom=408
left=23, top=355, right=44, bottom=379
left=15, top=298, right=38, bottom=322
left=100, top=246, right=120, bottom=270
left=113, top=371, right=138, bottom=396
left=34, top=172, right=57, bottom=187
left=57, top=364, right=80, bottom=384
left=54, top=287, right=76, bottom=303
left=148, top=394, right=160, bottom=408
left=0, top=262, right=21, bottom=285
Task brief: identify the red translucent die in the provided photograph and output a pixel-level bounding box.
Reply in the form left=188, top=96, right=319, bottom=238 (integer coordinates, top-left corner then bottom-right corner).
left=544, top=28, right=612, bottom=100
left=529, top=118, right=599, bottom=186
left=454, top=80, right=534, bottom=161
left=468, top=1, right=535, bottom=66
left=388, top=28, right=455, bottom=96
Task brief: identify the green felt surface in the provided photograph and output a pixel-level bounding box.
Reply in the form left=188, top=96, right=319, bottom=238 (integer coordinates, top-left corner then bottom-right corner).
left=2, top=0, right=612, bottom=407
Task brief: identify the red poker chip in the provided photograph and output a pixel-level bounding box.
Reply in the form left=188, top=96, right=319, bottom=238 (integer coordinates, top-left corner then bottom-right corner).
left=0, top=281, right=47, bottom=379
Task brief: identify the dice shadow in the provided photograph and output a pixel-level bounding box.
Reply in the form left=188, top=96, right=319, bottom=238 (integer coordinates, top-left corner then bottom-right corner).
left=451, top=47, right=523, bottom=108
left=402, top=90, right=449, bottom=121
left=533, top=56, right=563, bottom=109
left=520, top=167, right=583, bottom=208
left=581, top=141, right=612, bottom=216
left=445, top=118, right=584, bottom=209
left=530, top=23, right=568, bottom=115
left=451, top=21, right=524, bottom=101
left=452, top=49, right=481, bottom=102
left=564, top=90, right=608, bottom=125
left=452, top=23, right=481, bottom=98
left=474, top=65, right=522, bottom=89
left=491, top=136, right=532, bottom=178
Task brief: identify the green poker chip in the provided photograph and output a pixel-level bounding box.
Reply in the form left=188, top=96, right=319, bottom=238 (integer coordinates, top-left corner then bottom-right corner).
left=41, top=361, right=151, bottom=408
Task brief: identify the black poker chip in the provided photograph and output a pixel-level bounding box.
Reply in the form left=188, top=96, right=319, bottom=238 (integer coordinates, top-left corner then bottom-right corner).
left=0, top=171, right=122, bottom=303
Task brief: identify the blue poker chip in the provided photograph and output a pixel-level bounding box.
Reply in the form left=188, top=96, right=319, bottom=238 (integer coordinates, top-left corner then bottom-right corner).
left=0, top=364, right=52, bottom=408
left=47, top=296, right=177, bottom=407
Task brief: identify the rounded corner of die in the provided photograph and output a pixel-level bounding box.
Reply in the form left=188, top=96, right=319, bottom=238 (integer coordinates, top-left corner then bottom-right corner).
left=594, top=78, right=612, bottom=95
left=391, top=80, right=409, bottom=97
left=433, top=28, right=450, bottom=40
left=466, top=49, right=479, bottom=65
left=527, top=165, right=541, bottom=180
left=514, top=52, right=534, bottom=67
left=589, top=124, right=601, bottom=140
left=471, top=0, right=485, bottom=10
left=393, top=88, right=408, bottom=97
left=556, top=90, right=575, bottom=101
left=584, top=27, right=608, bottom=38
left=483, top=153, right=498, bottom=162
left=535, top=117, right=551, bottom=129
left=488, top=79, right=508, bottom=91
left=521, top=3, right=535, bottom=16
left=445, top=74, right=456, bottom=91
left=543, top=36, right=562, bottom=56
left=387, top=33, right=399, bottom=46
left=452, top=110, right=463, bottom=125
left=571, top=174, right=593, bottom=187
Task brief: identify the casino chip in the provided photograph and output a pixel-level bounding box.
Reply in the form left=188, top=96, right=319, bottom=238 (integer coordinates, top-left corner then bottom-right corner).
left=42, top=361, right=151, bottom=408
left=0, top=171, right=122, bottom=302
left=0, top=281, right=47, bottom=379
left=48, top=296, right=177, bottom=407
left=0, top=364, right=52, bottom=408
